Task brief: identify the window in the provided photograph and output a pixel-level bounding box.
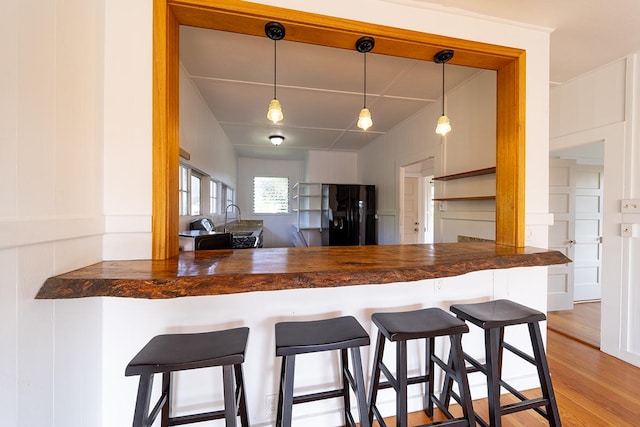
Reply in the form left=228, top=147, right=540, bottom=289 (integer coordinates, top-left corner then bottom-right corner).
left=190, top=173, right=201, bottom=215
left=179, top=164, right=189, bottom=215
left=210, top=180, right=219, bottom=214
left=253, top=176, right=289, bottom=214
left=179, top=164, right=207, bottom=216
left=224, top=185, right=234, bottom=209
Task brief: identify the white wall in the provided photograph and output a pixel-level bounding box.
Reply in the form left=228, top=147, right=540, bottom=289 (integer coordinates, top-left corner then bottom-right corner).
left=550, top=55, right=640, bottom=367
left=102, top=0, right=153, bottom=261
left=237, top=157, right=304, bottom=247
left=2, top=0, right=556, bottom=426
left=0, top=0, right=106, bottom=426
left=360, top=71, right=498, bottom=244
left=305, top=149, right=359, bottom=183
left=179, top=66, right=238, bottom=230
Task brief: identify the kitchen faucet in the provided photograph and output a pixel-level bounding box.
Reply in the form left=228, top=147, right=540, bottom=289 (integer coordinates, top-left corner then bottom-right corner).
left=224, top=204, right=241, bottom=232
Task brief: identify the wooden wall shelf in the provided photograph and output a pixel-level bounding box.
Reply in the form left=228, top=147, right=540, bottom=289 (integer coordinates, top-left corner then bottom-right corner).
left=433, top=167, right=496, bottom=181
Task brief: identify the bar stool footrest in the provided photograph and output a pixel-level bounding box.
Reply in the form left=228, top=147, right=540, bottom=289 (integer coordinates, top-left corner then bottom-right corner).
left=169, top=409, right=230, bottom=426
left=374, top=374, right=430, bottom=392
left=292, top=389, right=344, bottom=405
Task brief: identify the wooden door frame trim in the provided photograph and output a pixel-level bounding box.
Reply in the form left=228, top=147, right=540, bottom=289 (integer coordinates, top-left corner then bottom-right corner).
left=152, top=0, right=526, bottom=259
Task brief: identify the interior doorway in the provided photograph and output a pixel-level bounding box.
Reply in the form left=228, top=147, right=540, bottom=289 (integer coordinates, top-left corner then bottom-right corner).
left=400, top=158, right=435, bottom=244
left=548, top=141, right=604, bottom=314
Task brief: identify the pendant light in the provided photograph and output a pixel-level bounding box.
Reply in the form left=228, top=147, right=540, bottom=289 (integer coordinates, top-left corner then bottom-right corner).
left=434, top=49, right=454, bottom=136
left=356, top=36, right=375, bottom=131
left=265, top=22, right=285, bottom=124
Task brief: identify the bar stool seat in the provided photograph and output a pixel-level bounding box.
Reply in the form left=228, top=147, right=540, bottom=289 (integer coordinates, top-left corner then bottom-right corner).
left=368, top=307, right=475, bottom=427
left=125, top=327, right=250, bottom=427
left=442, top=299, right=561, bottom=427
left=275, top=315, right=370, bottom=427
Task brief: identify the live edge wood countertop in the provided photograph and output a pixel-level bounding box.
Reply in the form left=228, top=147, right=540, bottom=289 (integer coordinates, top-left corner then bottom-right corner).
left=36, top=243, right=570, bottom=300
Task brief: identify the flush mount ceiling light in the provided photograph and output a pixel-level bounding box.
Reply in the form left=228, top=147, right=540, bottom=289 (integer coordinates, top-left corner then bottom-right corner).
left=266, top=22, right=285, bottom=124
left=356, top=36, right=375, bottom=131
left=434, top=49, right=454, bottom=136
left=269, top=135, right=285, bottom=146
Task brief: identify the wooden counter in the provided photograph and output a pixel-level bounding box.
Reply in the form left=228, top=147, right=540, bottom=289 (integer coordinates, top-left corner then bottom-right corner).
left=36, top=243, right=570, bottom=299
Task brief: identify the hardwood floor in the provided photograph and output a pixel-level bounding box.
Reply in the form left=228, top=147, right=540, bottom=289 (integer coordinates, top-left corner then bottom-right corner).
left=374, top=302, right=640, bottom=426
left=547, top=301, right=600, bottom=348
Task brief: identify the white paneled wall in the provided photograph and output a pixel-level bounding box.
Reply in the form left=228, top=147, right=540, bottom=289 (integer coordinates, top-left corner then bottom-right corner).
left=179, top=65, right=237, bottom=189
left=359, top=71, right=499, bottom=244
left=550, top=54, right=640, bottom=367
left=1, top=0, right=106, bottom=426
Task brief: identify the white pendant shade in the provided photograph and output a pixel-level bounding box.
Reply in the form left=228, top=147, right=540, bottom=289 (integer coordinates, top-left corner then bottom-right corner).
left=357, top=107, right=373, bottom=131
left=267, top=98, right=283, bottom=124
left=435, top=115, right=451, bottom=136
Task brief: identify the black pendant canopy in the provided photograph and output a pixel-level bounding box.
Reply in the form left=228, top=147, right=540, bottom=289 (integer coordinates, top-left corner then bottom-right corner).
left=433, top=49, right=454, bottom=64
left=265, top=22, right=285, bottom=40
left=356, top=36, right=375, bottom=53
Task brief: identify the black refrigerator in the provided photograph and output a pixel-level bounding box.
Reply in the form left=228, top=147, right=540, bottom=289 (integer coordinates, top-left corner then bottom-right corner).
left=322, top=184, right=376, bottom=246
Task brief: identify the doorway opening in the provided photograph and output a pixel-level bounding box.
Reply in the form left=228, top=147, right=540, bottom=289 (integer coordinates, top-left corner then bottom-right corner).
left=548, top=141, right=604, bottom=347
left=400, top=158, right=435, bottom=244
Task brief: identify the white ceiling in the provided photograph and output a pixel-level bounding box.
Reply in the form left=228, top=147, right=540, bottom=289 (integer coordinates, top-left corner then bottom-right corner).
left=406, top=0, right=640, bottom=84
left=179, top=1, right=640, bottom=161
left=180, top=27, right=481, bottom=160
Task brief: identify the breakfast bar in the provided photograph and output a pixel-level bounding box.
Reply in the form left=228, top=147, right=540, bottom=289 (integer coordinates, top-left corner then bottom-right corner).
left=37, top=243, right=568, bottom=299
left=37, top=243, right=569, bottom=426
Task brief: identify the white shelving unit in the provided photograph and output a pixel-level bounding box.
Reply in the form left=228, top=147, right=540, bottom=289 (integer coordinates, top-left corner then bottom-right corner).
left=292, top=183, right=328, bottom=246
left=292, top=182, right=326, bottom=231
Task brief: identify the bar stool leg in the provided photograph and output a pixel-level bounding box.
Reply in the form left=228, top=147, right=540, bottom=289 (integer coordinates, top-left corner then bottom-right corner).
left=340, top=349, right=351, bottom=423
left=132, top=374, right=153, bottom=427
left=529, top=323, right=562, bottom=427
left=424, top=337, right=435, bottom=417
left=277, top=355, right=296, bottom=427
left=350, top=347, right=370, bottom=427
left=221, top=365, right=238, bottom=427
left=450, top=334, right=475, bottom=424
left=486, top=327, right=503, bottom=427
left=234, top=364, right=250, bottom=427
left=396, top=340, right=409, bottom=427
left=161, top=372, right=170, bottom=427
left=367, top=331, right=386, bottom=426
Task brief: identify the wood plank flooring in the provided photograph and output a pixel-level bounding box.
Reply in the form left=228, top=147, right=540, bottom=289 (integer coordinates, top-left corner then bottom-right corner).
left=374, top=301, right=640, bottom=426
left=547, top=301, right=600, bottom=348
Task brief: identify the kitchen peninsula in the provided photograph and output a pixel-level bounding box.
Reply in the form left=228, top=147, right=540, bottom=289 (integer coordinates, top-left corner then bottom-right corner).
left=36, top=243, right=569, bottom=426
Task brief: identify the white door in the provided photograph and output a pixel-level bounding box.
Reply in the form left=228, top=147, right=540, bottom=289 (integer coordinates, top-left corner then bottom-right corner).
left=573, top=165, right=603, bottom=301
left=548, top=158, right=576, bottom=311
left=423, top=176, right=434, bottom=243
left=402, top=176, right=420, bottom=244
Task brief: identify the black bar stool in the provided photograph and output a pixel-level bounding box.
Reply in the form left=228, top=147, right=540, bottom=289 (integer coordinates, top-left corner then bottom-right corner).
left=441, top=299, right=561, bottom=427
left=274, top=315, right=370, bottom=427
left=368, top=307, right=475, bottom=427
left=125, top=327, right=250, bottom=427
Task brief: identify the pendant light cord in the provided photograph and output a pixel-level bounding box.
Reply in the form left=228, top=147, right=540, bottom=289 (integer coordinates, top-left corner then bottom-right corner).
left=441, top=61, right=445, bottom=115
left=273, top=40, right=278, bottom=99
left=363, top=52, right=367, bottom=108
